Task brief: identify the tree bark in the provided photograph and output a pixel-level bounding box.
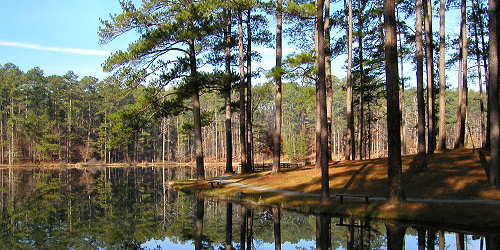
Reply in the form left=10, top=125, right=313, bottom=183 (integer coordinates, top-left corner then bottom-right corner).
left=8, top=100, right=13, bottom=165
left=488, top=0, right=500, bottom=187
left=224, top=9, right=234, bottom=174
left=384, top=0, right=404, bottom=202
left=454, top=0, right=468, bottom=149
left=424, top=0, right=436, bottom=154
left=246, top=9, right=254, bottom=171
left=345, top=0, right=355, bottom=160
left=397, top=8, right=406, bottom=155
left=416, top=0, right=427, bottom=169
left=162, top=118, right=166, bottom=164
left=472, top=0, right=486, bottom=148
left=273, top=0, right=283, bottom=174
left=325, top=0, right=333, bottom=160
left=316, top=0, right=330, bottom=202
left=189, top=40, right=205, bottom=179
left=478, top=0, right=491, bottom=148
left=0, top=112, right=3, bottom=164
left=315, top=15, right=321, bottom=169
left=357, top=0, right=365, bottom=160
left=437, top=0, right=447, bottom=151
left=238, top=9, right=249, bottom=174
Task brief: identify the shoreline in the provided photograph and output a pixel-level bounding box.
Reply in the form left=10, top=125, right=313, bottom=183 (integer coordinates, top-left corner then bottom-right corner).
left=0, top=160, right=304, bottom=170
left=196, top=192, right=500, bottom=234
left=170, top=149, right=500, bottom=230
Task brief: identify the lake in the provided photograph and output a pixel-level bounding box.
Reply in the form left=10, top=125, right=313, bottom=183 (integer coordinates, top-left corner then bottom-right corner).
left=0, top=166, right=497, bottom=249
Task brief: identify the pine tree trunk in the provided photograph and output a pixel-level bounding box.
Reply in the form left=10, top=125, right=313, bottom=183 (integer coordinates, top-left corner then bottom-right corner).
left=478, top=0, right=490, bottom=148
left=167, top=118, right=170, bottom=161
left=368, top=109, right=372, bottom=158
left=0, top=113, right=3, bottom=164
left=357, top=0, right=365, bottom=160
left=214, top=114, right=218, bottom=161
left=325, top=0, right=333, bottom=160
left=384, top=0, right=404, bottom=203
left=162, top=118, right=166, bottom=164
left=455, top=44, right=464, bottom=147
left=488, top=0, right=500, bottom=187
left=437, top=0, right=447, bottom=151
left=472, top=0, right=486, bottom=148
left=316, top=0, right=330, bottom=202
left=273, top=0, right=283, bottom=174
left=416, top=0, right=427, bottom=169
left=104, top=115, right=107, bottom=164
left=238, top=9, right=249, bottom=173
left=224, top=9, right=234, bottom=174
left=246, top=9, right=254, bottom=171
left=461, top=0, right=469, bottom=147
left=9, top=101, right=13, bottom=165
left=189, top=40, right=205, bottom=179
left=397, top=8, right=406, bottom=155
left=424, top=0, right=436, bottom=154
left=315, top=22, right=321, bottom=169
left=345, top=0, right=355, bottom=160
left=454, top=0, right=468, bottom=149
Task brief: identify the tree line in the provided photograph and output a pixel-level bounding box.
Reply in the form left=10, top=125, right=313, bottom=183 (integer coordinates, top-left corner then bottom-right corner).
left=0, top=64, right=485, bottom=165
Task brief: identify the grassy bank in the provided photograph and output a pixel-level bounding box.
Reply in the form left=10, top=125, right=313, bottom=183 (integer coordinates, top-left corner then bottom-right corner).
left=170, top=149, right=500, bottom=230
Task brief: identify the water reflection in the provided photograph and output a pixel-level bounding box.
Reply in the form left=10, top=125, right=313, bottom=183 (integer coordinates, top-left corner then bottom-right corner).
left=0, top=167, right=499, bottom=249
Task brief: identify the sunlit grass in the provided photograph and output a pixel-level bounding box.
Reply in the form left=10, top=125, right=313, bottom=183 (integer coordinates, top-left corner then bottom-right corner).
left=170, top=149, right=500, bottom=228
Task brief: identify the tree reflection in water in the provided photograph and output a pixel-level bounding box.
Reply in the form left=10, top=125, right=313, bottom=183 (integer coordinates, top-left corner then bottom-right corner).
left=225, top=203, right=233, bottom=250
left=272, top=206, right=281, bottom=250
left=0, top=167, right=498, bottom=249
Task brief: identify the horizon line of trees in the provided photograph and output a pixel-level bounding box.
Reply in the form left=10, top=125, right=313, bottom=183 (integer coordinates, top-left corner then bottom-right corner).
left=0, top=63, right=486, bottom=165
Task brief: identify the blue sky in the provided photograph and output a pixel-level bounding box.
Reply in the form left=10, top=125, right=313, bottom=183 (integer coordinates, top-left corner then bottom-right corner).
left=0, top=0, right=134, bottom=79
left=0, top=0, right=469, bottom=89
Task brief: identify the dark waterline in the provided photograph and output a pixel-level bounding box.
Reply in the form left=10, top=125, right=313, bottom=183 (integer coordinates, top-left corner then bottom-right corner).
left=0, top=166, right=498, bottom=249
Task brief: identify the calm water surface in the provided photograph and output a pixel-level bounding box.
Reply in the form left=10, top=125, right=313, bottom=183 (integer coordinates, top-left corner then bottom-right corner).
left=0, top=166, right=498, bottom=249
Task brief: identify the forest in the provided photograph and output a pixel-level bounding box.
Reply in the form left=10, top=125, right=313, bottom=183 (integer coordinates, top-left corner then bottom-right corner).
left=0, top=64, right=486, bottom=164
left=1, top=0, right=500, bottom=203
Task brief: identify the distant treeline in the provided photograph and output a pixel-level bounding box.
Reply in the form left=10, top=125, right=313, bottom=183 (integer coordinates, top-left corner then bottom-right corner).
left=0, top=63, right=485, bottom=165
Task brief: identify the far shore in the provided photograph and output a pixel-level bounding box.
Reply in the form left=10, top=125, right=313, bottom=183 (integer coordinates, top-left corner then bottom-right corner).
left=0, top=159, right=303, bottom=169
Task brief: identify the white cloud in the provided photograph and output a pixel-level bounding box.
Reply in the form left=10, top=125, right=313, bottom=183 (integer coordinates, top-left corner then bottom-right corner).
left=0, top=40, right=110, bottom=56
